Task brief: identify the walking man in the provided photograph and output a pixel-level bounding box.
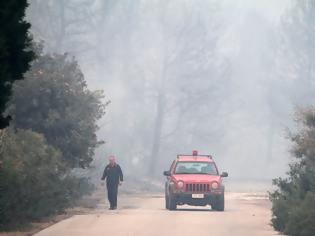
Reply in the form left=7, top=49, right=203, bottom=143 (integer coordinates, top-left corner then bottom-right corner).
left=101, top=155, right=123, bottom=210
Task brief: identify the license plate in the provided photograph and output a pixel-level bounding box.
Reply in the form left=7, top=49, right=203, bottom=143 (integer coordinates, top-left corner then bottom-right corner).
left=192, top=194, right=204, bottom=199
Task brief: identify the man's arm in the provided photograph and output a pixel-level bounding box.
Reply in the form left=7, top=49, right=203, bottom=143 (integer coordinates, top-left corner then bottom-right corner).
left=118, top=165, right=123, bottom=182
left=101, top=165, right=108, bottom=180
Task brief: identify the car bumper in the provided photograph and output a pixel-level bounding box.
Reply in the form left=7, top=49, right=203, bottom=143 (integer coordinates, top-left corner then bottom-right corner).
left=172, top=192, right=223, bottom=206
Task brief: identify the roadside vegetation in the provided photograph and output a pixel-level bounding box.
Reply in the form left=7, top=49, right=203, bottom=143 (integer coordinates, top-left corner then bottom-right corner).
left=0, top=2, right=106, bottom=230
left=270, top=107, right=315, bottom=236
left=0, top=1, right=105, bottom=230
left=0, top=46, right=106, bottom=230
left=0, top=45, right=106, bottom=229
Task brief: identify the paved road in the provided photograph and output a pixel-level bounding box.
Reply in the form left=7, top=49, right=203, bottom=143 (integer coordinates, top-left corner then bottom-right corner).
left=35, top=192, right=278, bottom=236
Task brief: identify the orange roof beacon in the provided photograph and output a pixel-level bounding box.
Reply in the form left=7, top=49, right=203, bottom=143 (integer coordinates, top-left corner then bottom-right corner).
left=163, top=151, right=228, bottom=211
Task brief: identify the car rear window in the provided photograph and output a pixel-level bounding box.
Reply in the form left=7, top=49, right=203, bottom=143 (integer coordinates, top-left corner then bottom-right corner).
left=175, top=161, right=218, bottom=175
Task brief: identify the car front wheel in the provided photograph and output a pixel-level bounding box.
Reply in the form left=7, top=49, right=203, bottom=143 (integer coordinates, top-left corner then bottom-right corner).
left=165, top=195, right=170, bottom=209
left=212, top=194, right=224, bottom=211
left=168, top=195, right=177, bottom=210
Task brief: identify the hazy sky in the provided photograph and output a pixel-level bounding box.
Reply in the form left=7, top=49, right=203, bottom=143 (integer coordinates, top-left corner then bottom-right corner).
left=224, top=0, right=291, bottom=21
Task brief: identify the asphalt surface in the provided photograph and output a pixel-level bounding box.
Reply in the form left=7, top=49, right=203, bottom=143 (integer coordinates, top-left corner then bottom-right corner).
left=34, top=191, right=278, bottom=236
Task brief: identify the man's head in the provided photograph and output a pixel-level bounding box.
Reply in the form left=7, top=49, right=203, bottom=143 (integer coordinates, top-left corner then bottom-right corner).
left=108, top=155, right=116, bottom=166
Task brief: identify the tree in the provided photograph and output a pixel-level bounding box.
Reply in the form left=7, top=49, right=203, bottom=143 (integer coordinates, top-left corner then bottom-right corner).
left=7, top=45, right=107, bottom=168
left=142, top=1, right=226, bottom=174
left=270, top=107, right=315, bottom=236
left=0, top=43, right=105, bottom=229
left=279, top=0, right=315, bottom=104
left=27, top=0, right=95, bottom=54
left=26, top=0, right=232, bottom=176
left=0, top=0, right=34, bottom=129
left=0, top=128, right=93, bottom=229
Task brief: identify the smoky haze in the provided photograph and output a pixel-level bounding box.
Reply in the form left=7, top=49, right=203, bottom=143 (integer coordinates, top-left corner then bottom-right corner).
left=26, top=0, right=302, bottom=181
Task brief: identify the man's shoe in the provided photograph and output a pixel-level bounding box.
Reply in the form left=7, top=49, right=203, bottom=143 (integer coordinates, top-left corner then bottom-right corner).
left=109, top=207, right=114, bottom=210
left=112, top=206, right=117, bottom=210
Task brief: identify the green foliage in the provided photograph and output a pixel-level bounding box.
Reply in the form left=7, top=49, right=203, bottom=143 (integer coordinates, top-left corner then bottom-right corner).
left=270, top=107, right=315, bottom=236
left=0, top=44, right=105, bottom=230
left=0, top=0, right=34, bottom=129
left=7, top=47, right=106, bottom=168
left=285, top=192, right=315, bottom=236
left=0, top=129, right=93, bottom=229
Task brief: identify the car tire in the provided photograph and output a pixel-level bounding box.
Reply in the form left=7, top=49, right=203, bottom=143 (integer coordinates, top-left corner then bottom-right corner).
left=213, top=194, right=224, bottom=211
left=168, top=195, right=177, bottom=210
left=165, top=195, right=170, bottom=209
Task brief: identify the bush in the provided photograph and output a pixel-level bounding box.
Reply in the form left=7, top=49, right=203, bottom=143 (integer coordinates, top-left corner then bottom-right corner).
left=286, top=192, right=315, bottom=236
left=0, top=129, right=93, bottom=230
left=270, top=107, right=315, bottom=236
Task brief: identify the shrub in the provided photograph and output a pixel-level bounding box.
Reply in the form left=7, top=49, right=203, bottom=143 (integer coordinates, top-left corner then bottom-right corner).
left=270, top=107, right=315, bottom=236
left=0, top=129, right=93, bottom=230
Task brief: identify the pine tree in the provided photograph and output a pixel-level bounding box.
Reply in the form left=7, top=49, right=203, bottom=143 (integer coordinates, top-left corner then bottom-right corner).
left=0, top=0, right=34, bottom=129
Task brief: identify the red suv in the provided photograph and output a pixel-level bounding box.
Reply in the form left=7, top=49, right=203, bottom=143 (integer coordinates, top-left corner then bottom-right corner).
left=163, top=151, right=228, bottom=211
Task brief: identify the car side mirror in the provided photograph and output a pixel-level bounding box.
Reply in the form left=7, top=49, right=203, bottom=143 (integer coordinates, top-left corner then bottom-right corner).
left=163, top=170, right=171, bottom=176
left=220, top=172, right=228, bottom=177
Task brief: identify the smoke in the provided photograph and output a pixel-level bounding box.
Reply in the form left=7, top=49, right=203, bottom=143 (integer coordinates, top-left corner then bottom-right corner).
left=27, top=0, right=300, bottom=180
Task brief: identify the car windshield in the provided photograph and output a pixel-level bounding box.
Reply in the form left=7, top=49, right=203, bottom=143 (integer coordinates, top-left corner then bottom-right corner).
left=175, top=161, right=218, bottom=175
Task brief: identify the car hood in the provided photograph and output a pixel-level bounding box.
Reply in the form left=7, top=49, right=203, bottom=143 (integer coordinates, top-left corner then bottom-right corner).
left=172, top=174, right=220, bottom=183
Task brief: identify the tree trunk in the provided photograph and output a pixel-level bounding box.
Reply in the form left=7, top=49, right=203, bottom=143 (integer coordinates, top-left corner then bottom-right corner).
left=54, top=0, right=66, bottom=52
left=148, top=89, right=165, bottom=175
left=266, top=115, right=274, bottom=163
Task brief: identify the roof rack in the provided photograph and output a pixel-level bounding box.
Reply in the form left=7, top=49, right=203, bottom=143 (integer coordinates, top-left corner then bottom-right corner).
left=177, top=154, right=213, bottom=159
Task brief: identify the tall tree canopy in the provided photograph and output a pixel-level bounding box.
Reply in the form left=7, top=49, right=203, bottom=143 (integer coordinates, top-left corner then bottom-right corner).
left=7, top=46, right=106, bottom=168
left=0, top=0, right=34, bottom=129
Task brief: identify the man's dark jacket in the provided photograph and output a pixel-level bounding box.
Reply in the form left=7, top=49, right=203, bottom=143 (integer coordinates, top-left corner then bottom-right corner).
left=101, top=164, right=123, bottom=186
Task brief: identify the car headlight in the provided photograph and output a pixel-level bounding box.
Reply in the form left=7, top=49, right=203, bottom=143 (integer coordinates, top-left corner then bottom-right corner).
left=211, top=182, right=219, bottom=189
left=177, top=181, right=184, bottom=189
